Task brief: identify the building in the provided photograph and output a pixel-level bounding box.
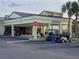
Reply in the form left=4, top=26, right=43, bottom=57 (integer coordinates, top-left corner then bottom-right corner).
left=0, top=10, right=73, bottom=39
left=40, top=10, right=63, bottom=17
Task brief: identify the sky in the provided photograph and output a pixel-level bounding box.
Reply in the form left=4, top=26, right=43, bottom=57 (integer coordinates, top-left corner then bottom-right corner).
left=0, top=0, right=78, bottom=17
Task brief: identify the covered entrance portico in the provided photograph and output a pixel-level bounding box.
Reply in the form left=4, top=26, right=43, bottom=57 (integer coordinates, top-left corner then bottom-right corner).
left=4, top=23, right=48, bottom=39
left=4, top=16, right=72, bottom=40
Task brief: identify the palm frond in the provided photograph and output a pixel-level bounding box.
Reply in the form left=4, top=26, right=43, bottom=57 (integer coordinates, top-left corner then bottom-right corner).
left=62, top=5, right=66, bottom=13
left=66, top=1, right=71, bottom=10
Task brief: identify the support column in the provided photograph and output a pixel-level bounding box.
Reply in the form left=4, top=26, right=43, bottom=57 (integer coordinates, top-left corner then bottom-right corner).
left=41, top=26, right=44, bottom=33
left=70, top=22, right=72, bottom=37
left=32, top=26, right=37, bottom=39
left=48, top=23, right=52, bottom=32
left=11, top=25, right=14, bottom=37
left=48, top=23, right=52, bottom=29
left=0, top=24, right=5, bottom=35
left=59, top=22, right=62, bottom=34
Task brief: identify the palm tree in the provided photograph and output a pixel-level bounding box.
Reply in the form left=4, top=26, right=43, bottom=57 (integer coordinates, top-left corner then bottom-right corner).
left=71, top=1, right=79, bottom=38
left=62, top=1, right=73, bottom=41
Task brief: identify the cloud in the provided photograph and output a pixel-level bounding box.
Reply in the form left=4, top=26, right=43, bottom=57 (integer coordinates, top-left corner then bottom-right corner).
left=0, top=0, right=23, bottom=7
left=8, top=2, right=22, bottom=7
left=0, top=0, right=77, bottom=17
left=66, top=0, right=77, bottom=2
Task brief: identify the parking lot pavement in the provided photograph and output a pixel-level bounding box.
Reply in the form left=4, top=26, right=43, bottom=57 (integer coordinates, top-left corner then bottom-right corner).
left=0, top=38, right=79, bottom=59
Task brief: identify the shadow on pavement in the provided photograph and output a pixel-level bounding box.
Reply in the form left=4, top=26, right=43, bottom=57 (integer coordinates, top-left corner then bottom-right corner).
left=0, top=36, right=29, bottom=41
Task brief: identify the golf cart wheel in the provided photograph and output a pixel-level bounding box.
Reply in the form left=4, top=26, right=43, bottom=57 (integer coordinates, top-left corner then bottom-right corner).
left=62, top=39, right=65, bottom=43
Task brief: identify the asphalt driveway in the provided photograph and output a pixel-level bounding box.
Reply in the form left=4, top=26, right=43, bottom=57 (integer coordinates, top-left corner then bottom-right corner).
left=0, top=37, right=79, bottom=59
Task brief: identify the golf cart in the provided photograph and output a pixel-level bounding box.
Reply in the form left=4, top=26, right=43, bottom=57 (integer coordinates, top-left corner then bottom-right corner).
left=46, top=29, right=69, bottom=43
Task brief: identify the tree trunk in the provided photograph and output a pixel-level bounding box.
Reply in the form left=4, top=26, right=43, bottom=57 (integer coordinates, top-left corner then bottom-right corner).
left=75, top=15, right=78, bottom=39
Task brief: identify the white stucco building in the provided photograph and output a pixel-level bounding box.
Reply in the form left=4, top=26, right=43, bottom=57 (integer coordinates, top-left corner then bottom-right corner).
left=0, top=10, right=73, bottom=39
